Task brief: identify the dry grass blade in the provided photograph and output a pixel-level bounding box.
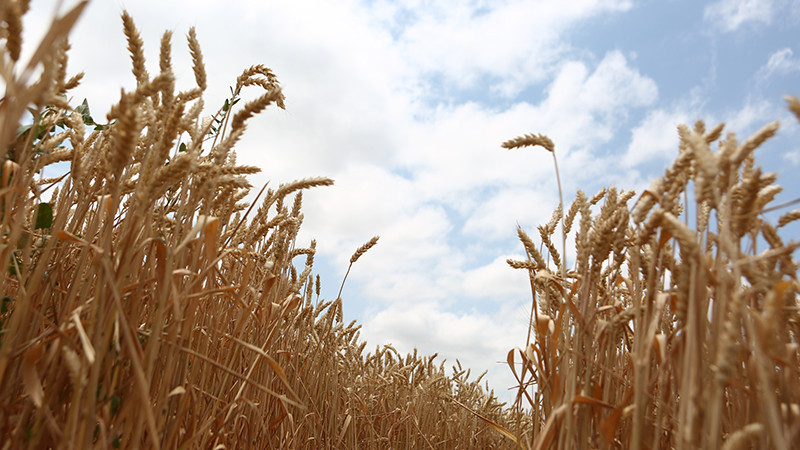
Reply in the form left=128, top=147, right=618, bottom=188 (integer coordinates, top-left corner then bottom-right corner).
left=451, top=397, right=522, bottom=448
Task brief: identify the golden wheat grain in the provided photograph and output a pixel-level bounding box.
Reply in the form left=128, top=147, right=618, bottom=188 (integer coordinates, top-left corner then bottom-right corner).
left=230, top=88, right=285, bottom=134
left=121, top=11, right=148, bottom=85
left=516, top=225, right=547, bottom=270
left=786, top=95, right=800, bottom=121
left=777, top=209, right=800, bottom=228
left=350, top=235, right=379, bottom=264
left=187, top=27, right=207, bottom=91
left=2, top=0, right=24, bottom=62
left=731, top=121, right=779, bottom=167
left=501, top=133, right=555, bottom=152
left=106, top=92, right=138, bottom=180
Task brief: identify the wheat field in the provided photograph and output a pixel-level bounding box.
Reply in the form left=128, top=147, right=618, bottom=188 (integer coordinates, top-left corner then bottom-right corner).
left=1, top=3, right=798, bottom=449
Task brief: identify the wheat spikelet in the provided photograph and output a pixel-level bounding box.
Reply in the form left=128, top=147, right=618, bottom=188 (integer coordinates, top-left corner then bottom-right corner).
left=705, top=122, right=725, bottom=144
left=786, top=95, right=800, bottom=122
left=684, top=127, right=719, bottom=205
left=720, top=423, right=764, bottom=450
left=731, top=168, right=767, bottom=238
left=731, top=121, right=779, bottom=168
left=159, top=30, right=173, bottom=74
left=271, top=177, right=334, bottom=206
left=516, top=226, right=546, bottom=269
left=564, top=191, right=585, bottom=234
left=39, top=148, right=74, bottom=167
left=290, top=192, right=303, bottom=218
left=217, top=164, right=261, bottom=176
left=236, top=65, right=286, bottom=109
left=2, top=0, right=24, bottom=62
left=538, top=224, right=561, bottom=270
left=151, top=152, right=195, bottom=198
left=187, top=27, right=206, bottom=91
left=106, top=90, right=138, bottom=181
left=754, top=184, right=782, bottom=212
left=544, top=204, right=562, bottom=236
left=54, top=39, right=76, bottom=95
left=121, top=10, right=148, bottom=85
left=350, top=236, right=379, bottom=264
left=777, top=210, right=800, bottom=228
left=230, top=88, right=284, bottom=133
left=507, top=259, right=538, bottom=270
left=501, top=133, right=555, bottom=152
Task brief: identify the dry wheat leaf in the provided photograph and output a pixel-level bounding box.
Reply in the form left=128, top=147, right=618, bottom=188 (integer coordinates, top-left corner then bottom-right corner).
left=22, top=343, right=45, bottom=407
left=452, top=397, right=521, bottom=447
left=201, top=215, right=219, bottom=259
left=573, top=395, right=614, bottom=409
left=653, top=334, right=667, bottom=364
left=168, top=386, right=186, bottom=397
left=507, top=349, right=520, bottom=383
left=71, top=312, right=96, bottom=364
left=55, top=230, right=84, bottom=243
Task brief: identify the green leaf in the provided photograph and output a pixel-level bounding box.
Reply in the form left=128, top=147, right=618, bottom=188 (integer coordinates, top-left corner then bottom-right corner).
left=111, top=396, right=121, bottom=415
left=1, top=296, right=11, bottom=314
left=76, top=98, right=97, bottom=125
left=222, top=99, right=230, bottom=112
left=34, top=203, right=54, bottom=229
left=8, top=256, right=20, bottom=276
left=179, top=142, right=186, bottom=153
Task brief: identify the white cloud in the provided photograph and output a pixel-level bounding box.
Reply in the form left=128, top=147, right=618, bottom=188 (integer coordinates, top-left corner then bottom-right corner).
left=756, top=48, right=800, bottom=84
left=703, top=0, right=774, bottom=32
left=361, top=300, right=529, bottom=402
left=623, top=94, right=777, bottom=170
left=784, top=150, right=800, bottom=165
left=541, top=51, right=658, bottom=147
left=462, top=188, right=556, bottom=241
left=391, top=0, right=634, bottom=96
left=724, top=97, right=775, bottom=136
left=624, top=108, right=692, bottom=168
left=462, top=255, right=532, bottom=300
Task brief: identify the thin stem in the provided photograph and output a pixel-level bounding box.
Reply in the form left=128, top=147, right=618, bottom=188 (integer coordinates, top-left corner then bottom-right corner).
left=551, top=152, right=566, bottom=278
left=337, top=262, right=353, bottom=300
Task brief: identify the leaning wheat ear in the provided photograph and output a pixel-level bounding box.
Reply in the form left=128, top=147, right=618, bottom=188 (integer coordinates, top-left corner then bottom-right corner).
left=338, top=235, right=380, bottom=300
left=502, top=132, right=566, bottom=277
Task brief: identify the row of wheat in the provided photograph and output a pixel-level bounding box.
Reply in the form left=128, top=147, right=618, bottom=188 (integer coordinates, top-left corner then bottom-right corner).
left=0, top=4, right=512, bottom=448
left=504, top=101, right=800, bottom=448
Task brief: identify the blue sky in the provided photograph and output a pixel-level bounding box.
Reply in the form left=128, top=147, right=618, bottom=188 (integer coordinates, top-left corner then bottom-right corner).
left=21, top=0, right=800, bottom=402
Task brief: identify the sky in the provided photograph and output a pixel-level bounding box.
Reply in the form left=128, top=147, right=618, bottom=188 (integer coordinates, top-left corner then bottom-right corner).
left=18, top=0, right=800, bottom=403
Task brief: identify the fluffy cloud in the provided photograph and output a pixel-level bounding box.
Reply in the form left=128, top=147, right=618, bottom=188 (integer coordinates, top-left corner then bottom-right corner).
left=703, top=0, right=774, bottom=32
left=756, top=48, right=800, bottom=84
left=386, top=0, right=634, bottom=97
left=723, top=97, right=774, bottom=135
left=624, top=108, right=694, bottom=168
left=361, top=299, right=529, bottom=402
